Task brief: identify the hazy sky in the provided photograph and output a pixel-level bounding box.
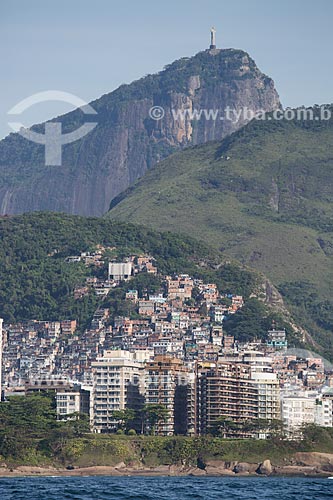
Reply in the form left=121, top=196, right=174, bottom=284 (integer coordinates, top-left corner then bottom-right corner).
left=1, top=0, right=332, bottom=139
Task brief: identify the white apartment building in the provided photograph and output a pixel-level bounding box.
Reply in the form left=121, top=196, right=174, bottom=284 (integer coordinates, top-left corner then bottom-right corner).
left=56, top=390, right=81, bottom=416
left=56, top=385, right=91, bottom=422
left=312, top=387, right=333, bottom=427
left=242, top=352, right=281, bottom=423
left=314, top=397, right=333, bottom=427
left=251, top=371, right=281, bottom=421
left=281, top=393, right=316, bottom=435
left=92, top=350, right=147, bottom=433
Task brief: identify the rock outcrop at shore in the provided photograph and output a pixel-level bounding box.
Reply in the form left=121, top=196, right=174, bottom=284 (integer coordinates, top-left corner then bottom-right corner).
left=1, top=453, right=333, bottom=477
left=256, top=460, right=273, bottom=475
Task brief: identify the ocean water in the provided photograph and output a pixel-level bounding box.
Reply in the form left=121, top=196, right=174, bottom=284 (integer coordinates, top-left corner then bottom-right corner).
left=0, top=476, right=331, bottom=500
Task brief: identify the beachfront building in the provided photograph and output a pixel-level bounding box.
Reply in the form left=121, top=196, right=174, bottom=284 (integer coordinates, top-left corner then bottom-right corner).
left=92, top=350, right=146, bottom=433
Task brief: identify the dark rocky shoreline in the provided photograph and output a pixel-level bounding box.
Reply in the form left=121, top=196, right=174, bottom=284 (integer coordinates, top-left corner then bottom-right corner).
left=1, top=453, right=333, bottom=478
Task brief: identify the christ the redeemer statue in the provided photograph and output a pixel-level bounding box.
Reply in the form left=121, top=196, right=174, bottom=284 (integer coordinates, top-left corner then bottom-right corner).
left=210, top=27, right=216, bottom=49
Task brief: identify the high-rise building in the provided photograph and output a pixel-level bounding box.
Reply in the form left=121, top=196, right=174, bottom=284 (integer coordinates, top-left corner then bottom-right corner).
left=314, top=397, right=333, bottom=427
left=92, top=350, right=146, bottom=433
left=197, top=362, right=258, bottom=435
left=242, top=352, right=281, bottom=422
left=250, top=372, right=280, bottom=422
left=320, top=388, right=333, bottom=427
left=145, top=356, right=196, bottom=436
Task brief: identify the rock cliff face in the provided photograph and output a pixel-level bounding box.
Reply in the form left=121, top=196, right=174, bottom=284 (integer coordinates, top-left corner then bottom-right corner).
left=0, top=48, right=280, bottom=216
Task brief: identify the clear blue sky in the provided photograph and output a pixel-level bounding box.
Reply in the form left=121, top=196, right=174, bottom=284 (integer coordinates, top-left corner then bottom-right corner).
left=1, top=0, right=332, bottom=139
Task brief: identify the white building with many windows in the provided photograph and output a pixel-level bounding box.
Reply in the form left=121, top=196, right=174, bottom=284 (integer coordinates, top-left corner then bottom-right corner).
left=281, top=392, right=316, bottom=435
left=56, top=384, right=92, bottom=423
left=92, top=350, right=147, bottom=433
left=251, top=371, right=281, bottom=422
left=314, top=397, right=333, bottom=427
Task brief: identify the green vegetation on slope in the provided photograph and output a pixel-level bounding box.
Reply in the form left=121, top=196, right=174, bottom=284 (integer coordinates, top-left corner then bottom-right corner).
left=223, top=298, right=300, bottom=346
left=0, top=212, right=213, bottom=325
left=0, top=212, right=270, bottom=332
left=108, top=108, right=333, bottom=357
left=0, top=212, right=306, bottom=350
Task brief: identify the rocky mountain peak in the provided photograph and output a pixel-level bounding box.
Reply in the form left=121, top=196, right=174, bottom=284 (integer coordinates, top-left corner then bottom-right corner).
left=0, top=49, right=280, bottom=216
